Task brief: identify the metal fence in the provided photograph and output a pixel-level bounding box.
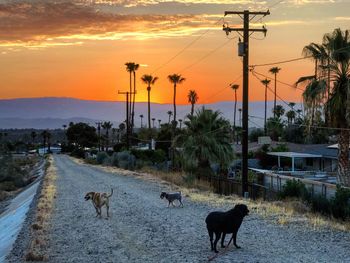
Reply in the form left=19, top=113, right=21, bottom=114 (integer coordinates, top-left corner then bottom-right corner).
left=201, top=175, right=278, bottom=201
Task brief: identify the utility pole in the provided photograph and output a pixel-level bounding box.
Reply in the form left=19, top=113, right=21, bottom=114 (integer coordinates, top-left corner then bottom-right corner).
left=118, top=91, right=136, bottom=150
left=223, top=10, right=269, bottom=197
left=96, top=122, right=102, bottom=151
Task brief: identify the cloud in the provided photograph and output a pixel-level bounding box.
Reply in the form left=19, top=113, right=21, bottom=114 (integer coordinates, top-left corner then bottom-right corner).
left=0, top=1, right=221, bottom=48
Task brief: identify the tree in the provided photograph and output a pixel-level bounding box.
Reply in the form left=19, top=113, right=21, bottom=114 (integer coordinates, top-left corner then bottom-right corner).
left=167, top=74, right=185, bottom=129
left=152, top=118, right=156, bottom=128
left=269, top=67, right=281, bottom=117
left=178, top=119, right=183, bottom=129
left=286, top=110, right=296, bottom=124
left=187, top=90, right=198, bottom=117
left=175, top=107, right=234, bottom=177
left=323, top=28, right=350, bottom=186
left=41, top=130, right=48, bottom=149
left=141, top=74, right=158, bottom=130
left=102, top=121, right=113, bottom=150
left=31, top=131, right=37, bottom=144
left=261, top=78, right=271, bottom=135
left=158, top=119, right=161, bottom=128
left=139, top=114, right=144, bottom=128
left=230, top=84, right=239, bottom=143
left=66, top=122, right=98, bottom=148
left=125, top=62, right=139, bottom=131
left=273, top=105, right=285, bottom=119
left=167, top=111, right=173, bottom=124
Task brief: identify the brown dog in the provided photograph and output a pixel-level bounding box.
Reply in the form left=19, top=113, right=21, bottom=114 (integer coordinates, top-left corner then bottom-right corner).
left=84, top=189, right=113, bottom=218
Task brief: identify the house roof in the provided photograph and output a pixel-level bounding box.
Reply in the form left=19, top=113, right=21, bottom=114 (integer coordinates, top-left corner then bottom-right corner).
left=268, top=152, right=322, bottom=158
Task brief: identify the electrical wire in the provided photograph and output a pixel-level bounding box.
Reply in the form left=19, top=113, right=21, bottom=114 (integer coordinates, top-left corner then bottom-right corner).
left=151, top=16, right=224, bottom=74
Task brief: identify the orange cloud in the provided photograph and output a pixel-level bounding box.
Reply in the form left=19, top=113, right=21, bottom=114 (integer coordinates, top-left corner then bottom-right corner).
left=0, top=1, right=221, bottom=48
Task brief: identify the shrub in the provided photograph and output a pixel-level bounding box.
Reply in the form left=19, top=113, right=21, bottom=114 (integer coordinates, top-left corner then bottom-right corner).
left=131, top=149, right=166, bottom=164
left=96, top=152, right=109, bottom=165
left=114, top=151, right=136, bottom=170
left=70, top=148, right=85, bottom=159
left=331, top=186, right=350, bottom=219
left=309, top=194, right=332, bottom=216
left=278, top=179, right=307, bottom=199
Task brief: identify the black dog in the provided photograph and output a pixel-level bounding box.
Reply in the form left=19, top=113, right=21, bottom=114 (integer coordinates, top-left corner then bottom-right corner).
left=205, top=204, right=249, bottom=253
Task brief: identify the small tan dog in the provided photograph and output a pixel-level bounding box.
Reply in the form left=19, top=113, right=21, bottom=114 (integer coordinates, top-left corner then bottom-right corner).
left=84, top=189, right=113, bottom=218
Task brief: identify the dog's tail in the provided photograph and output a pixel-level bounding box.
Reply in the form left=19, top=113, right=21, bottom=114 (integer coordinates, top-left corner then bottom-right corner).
left=108, top=188, right=113, bottom=198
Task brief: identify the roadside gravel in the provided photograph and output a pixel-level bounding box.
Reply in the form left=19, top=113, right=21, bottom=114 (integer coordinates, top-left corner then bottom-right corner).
left=15, top=155, right=350, bottom=262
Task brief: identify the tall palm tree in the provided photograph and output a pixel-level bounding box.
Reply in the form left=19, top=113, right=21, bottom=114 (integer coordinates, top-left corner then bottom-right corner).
left=167, top=74, right=186, bottom=128
left=167, top=111, right=173, bottom=124
left=269, top=67, right=281, bottom=117
left=179, top=119, right=183, bottom=129
left=286, top=110, right=296, bottom=124
left=131, top=63, right=140, bottom=130
left=230, top=84, right=239, bottom=131
left=187, top=90, right=198, bottom=117
left=41, top=130, right=48, bottom=151
left=152, top=118, right=156, bottom=128
left=273, top=105, right=285, bottom=119
left=238, top=108, right=242, bottom=127
left=125, top=62, right=135, bottom=126
left=158, top=119, right=161, bottom=128
left=141, top=74, right=158, bottom=129
left=323, top=28, right=350, bottom=186
left=139, top=114, right=144, bottom=128
left=102, top=121, right=113, bottom=150
left=261, top=78, right=271, bottom=135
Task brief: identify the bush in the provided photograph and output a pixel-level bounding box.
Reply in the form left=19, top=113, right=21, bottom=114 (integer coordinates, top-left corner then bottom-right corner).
left=96, top=152, right=109, bottom=165
left=309, top=194, right=332, bottom=216
left=131, top=149, right=166, bottom=164
left=331, top=186, right=350, bottom=219
left=278, top=179, right=307, bottom=199
left=113, top=151, right=136, bottom=170
left=70, top=148, right=85, bottom=159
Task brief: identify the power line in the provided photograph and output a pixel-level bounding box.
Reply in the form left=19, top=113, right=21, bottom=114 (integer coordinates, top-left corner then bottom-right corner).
left=251, top=70, right=304, bottom=91
left=151, top=17, right=224, bottom=74
left=178, top=38, right=235, bottom=74
left=250, top=56, right=312, bottom=68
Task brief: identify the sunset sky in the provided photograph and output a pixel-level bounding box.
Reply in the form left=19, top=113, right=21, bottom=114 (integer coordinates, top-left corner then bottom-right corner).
left=0, top=0, right=349, bottom=105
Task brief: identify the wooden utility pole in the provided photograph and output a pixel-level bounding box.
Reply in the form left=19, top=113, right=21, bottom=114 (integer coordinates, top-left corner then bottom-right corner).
left=118, top=91, right=136, bottom=150
left=223, top=10, right=269, bottom=197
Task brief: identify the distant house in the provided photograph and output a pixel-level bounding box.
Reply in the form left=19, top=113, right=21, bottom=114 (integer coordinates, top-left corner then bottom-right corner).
left=38, top=146, right=61, bottom=155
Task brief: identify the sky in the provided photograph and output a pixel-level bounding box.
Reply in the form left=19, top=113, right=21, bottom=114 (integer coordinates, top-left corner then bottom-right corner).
left=0, top=0, right=349, bottom=105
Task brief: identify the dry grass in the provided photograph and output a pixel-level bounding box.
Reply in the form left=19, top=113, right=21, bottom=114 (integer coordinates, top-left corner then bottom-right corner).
left=25, top=155, right=57, bottom=261
left=70, top=156, right=350, bottom=232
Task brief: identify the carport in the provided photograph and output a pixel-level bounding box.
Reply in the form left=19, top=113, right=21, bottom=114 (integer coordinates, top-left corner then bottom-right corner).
left=268, top=152, right=322, bottom=172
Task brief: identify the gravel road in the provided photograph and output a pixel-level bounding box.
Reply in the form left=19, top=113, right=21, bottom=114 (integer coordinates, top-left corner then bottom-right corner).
left=45, top=155, right=350, bottom=263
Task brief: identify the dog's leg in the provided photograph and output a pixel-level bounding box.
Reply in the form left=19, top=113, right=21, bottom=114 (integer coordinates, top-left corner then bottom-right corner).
left=171, top=201, right=175, bottom=207
left=213, top=232, right=221, bottom=253
left=208, top=230, right=214, bottom=251
left=168, top=200, right=171, bottom=207
left=179, top=199, right=184, bottom=207
left=221, top=232, right=226, bottom=248
left=233, top=232, right=241, bottom=249
left=106, top=204, right=109, bottom=218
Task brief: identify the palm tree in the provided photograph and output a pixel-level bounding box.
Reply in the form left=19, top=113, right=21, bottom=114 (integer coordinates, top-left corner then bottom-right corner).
left=187, top=90, right=198, bottom=117
left=41, top=130, right=48, bottom=151
left=323, top=28, right=350, bottom=186
left=175, top=107, right=234, bottom=177
left=238, top=108, right=242, bottom=127
left=139, top=114, right=144, bottom=128
left=141, top=74, right=158, bottom=130
left=167, top=74, right=186, bottom=128
left=269, top=67, right=281, bottom=117
left=286, top=110, right=296, bottom=124
left=131, top=63, right=140, bottom=130
left=125, top=62, right=135, bottom=126
left=230, top=84, right=239, bottom=132
left=152, top=118, right=156, bottom=128
left=261, top=78, right=271, bottom=135
left=167, top=111, right=173, bottom=124
left=179, top=119, right=183, bottom=129
left=273, top=105, right=285, bottom=119
left=102, top=121, right=113, bottom=150
left=158, top=119, right=161, bottom=128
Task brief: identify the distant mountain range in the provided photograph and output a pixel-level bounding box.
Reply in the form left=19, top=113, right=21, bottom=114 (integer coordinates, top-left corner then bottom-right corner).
left=0, top=97, right=302, bottom=129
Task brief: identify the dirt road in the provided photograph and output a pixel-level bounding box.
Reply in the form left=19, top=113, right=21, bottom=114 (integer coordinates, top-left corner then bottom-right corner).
left=42, top=155, right=350, bottom=262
